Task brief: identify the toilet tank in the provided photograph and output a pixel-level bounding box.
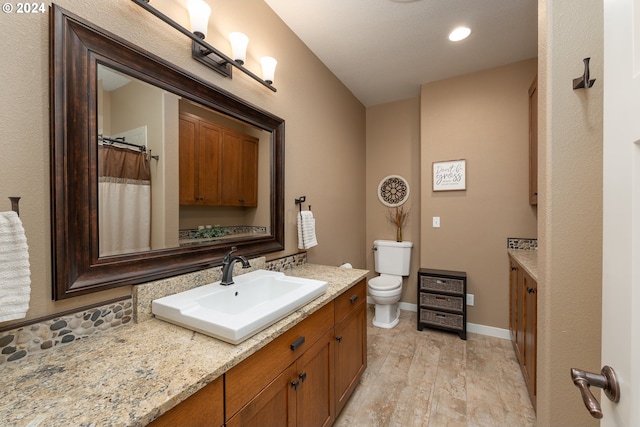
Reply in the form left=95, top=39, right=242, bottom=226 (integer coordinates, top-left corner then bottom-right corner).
left=373, top=240, right=413, bottom=276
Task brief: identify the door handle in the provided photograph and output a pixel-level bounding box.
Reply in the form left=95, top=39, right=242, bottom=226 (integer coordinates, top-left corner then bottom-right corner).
left=570, top=366, right=620, bottom=419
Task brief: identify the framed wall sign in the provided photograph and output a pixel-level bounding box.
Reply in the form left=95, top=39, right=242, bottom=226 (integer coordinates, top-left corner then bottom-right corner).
left=432, top=159, right=466, bottom=191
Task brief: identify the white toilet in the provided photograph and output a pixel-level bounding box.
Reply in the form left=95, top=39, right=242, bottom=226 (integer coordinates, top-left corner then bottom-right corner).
left=368, top=240, right=413, bottom=329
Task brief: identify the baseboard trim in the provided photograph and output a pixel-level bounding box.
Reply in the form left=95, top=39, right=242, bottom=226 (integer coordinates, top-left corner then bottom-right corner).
left=367, top=300, right=511, bottom=340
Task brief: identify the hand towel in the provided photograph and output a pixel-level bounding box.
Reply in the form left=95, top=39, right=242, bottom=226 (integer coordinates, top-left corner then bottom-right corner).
left=0, top=211, right=31, bottom=322
left=297, top=210, right=318, bottom=250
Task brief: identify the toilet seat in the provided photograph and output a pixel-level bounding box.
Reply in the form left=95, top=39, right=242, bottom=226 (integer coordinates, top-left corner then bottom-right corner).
left=368, top=275, right=401, bottom=291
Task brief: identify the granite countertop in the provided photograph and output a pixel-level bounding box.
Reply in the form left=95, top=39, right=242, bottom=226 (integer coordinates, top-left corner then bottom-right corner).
left=508, top=249, right=538, bottom=281
left=0, top=264, right=368, bottom=426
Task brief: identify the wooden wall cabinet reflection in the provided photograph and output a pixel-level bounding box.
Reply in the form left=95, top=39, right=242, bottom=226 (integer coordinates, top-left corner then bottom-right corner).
left=179, top=112, right=258, bottom=207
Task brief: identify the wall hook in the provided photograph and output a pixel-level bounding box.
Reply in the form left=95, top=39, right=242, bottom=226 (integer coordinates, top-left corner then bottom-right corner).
left=573, top=57, right=596, bottom=90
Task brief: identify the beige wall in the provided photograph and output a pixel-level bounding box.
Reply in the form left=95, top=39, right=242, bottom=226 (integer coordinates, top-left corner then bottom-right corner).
left=0, top=0, right=365, bottom=326
left=366, top=98, right=421, bottom=302
left=420, top=59, right=538, bottom=329
left=537, top=0, right=603, bottom=425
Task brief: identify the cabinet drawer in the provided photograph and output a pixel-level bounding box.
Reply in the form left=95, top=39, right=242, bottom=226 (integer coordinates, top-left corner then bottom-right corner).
left=419, top=309, right=464, bottom=330
left=335, top=279, right=366, bottom=323
left=420, top=293, right=464, bottom=312
left=420, top=276, right=464, bottom=295
left=225, top=301, right=335, bottom=419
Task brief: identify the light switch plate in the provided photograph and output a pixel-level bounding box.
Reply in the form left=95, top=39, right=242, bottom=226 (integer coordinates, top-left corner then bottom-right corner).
left=432, top=217, right=440, bottom=228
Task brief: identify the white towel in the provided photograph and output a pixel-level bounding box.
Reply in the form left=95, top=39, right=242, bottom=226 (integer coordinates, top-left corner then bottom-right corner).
left=297, top=210, right=318, bottom=250
left=0, top=211, right=31, bottom=322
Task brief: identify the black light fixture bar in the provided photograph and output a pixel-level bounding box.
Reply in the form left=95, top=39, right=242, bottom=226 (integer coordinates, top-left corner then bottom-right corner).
left=131, top=0, right=277, bottom=92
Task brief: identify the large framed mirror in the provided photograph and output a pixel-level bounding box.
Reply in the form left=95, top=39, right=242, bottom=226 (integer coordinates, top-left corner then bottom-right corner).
left=50, top=5, right=284, bottom=300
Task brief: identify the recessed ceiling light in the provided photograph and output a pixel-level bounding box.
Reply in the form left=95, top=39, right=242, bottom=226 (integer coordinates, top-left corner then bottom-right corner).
left=449, top=26, right=471, bottom=42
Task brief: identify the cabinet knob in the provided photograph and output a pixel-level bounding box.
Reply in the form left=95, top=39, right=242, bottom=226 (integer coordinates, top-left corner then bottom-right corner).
left=349, top=294, right=358, bottom=304
left=527, top=287, right=536, bottom=294
left=336, top=336, right=343, bottom=343
left=298, top=372, right=307, bottom=383
left=291, top=379, right=300, bottom=390
left=511, top=266, right=517, bottom=271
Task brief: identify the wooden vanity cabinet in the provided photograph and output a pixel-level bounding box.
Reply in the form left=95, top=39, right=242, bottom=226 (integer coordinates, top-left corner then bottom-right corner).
left=509, top=256, right=537, bottom=408
left=226, top=330, right=334, bottom=427
left=149, top=280, right=367, bottom=427
left=334, top=279, right=367, bottom=415
left=147, top=375, right=223, bottom=427
left=225, top=302, right=336, bottom=426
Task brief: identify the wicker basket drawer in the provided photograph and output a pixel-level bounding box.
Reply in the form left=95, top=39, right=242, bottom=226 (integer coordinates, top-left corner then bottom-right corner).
left=420, top=293, right=464, bottom=312
left=420, top=309, right=463, bottom=330
left=420, top=276, right=464, bottom=295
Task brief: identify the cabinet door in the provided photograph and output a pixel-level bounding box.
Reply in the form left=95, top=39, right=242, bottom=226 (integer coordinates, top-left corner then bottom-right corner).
left=196, top=121, right=222, bottom=205
left=240, top=135, right=258, bottom=206
left=178, top=113, right=222, bottom=205
left=226, top=364, right=297, bottom=427
left=220, top=130, right=243, bottom=206
left=221, top=130, right=258, bottom=206
left=523, top=270, right=537, bottom=405
left=515, top=267, right=526, bottom=365
left=178, top=114, right=197, bottom=205
left=334, top=300, right=366, bottom=415
left=509, top=259, right=519, bottom=343
left=148, top=376, right=224, bottom=427
left=296, top=328, right=335, bottom=427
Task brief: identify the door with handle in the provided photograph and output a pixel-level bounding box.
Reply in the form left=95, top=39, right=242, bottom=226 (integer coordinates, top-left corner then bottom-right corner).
left=597, top=0, right=640, bottom=424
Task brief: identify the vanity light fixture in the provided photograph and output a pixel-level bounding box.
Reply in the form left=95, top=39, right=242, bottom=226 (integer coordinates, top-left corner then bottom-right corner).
left=131, top=0, right=277, bottom=92
left=448, top=26, right=471, bottom=42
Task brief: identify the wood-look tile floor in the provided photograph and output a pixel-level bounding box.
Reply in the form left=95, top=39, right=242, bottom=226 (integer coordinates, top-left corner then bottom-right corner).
left=334, top=306, right=536, bottom=427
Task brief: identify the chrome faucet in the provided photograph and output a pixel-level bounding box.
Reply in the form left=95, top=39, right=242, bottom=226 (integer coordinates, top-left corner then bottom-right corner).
left=220, top=246, right=251, bottom=285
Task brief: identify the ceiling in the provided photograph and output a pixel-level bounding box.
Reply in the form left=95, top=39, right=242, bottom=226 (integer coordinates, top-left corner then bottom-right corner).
left=264, top=0, right=538, bottom=107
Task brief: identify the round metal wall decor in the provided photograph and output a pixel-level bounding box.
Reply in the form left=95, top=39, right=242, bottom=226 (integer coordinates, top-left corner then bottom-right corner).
left=377, top=175, right=410, bottom=207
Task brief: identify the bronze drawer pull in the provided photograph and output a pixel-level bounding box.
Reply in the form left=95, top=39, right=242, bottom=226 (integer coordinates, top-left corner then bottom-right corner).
left=349, top=294, right=358, bottom=304
left=290, top=336, right=305, bottom=351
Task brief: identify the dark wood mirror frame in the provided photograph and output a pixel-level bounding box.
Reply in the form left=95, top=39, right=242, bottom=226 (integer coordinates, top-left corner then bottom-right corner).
left=50, top=5, right=285, bottom=300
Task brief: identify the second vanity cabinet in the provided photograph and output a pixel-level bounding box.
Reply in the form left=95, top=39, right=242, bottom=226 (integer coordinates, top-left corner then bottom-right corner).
left=509, top=255, right=537, bottom=408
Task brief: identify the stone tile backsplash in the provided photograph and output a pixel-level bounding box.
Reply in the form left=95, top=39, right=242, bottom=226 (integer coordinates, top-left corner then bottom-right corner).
left=0, top=299, right=133, bottom=364
left=507, top=237, right=537, bottom=250
left=0, top=252, right=308, bottom=363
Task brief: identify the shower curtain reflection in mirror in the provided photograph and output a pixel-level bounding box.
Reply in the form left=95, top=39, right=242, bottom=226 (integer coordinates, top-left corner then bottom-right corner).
left=98, top=145, right=151, bottom=256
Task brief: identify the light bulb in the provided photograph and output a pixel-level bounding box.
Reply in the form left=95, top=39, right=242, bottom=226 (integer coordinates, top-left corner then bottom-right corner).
left=187, top=0, right=211, bottom=39
left=260, top=57, right=277, bottom=84
left=229, top=32, right=249, bottom=65
left=449, top=26, right=471, bottom=42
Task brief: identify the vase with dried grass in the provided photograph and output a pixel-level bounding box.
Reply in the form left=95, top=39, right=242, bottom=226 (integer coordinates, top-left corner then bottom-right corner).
left=387, top=205, right=409, bottom=242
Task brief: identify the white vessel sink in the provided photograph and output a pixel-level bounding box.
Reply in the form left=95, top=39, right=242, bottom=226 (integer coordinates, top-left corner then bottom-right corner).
left=152, top=269, right=328, bottom=344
